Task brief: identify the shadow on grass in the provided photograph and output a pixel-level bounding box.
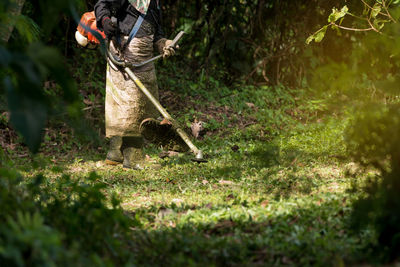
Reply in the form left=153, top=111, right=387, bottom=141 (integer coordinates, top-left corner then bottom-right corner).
left=207, top=144, right=336, bottom=199
left=124, top=199, right=365, bottom=266
left=13, top=139, right=345, bottom=202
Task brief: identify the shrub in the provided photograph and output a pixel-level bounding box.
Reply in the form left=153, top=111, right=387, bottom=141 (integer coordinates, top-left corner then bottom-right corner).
left=0, top=165, right=136, bottom=265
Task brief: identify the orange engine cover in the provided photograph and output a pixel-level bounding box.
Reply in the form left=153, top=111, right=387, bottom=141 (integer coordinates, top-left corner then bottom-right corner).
left=77, top=11, right=105, bottom=45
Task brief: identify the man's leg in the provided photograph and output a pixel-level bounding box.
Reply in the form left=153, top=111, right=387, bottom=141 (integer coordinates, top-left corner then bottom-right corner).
left=122, top=136, right=145, bottom=169
left=105, top=136, right=123, bottom=165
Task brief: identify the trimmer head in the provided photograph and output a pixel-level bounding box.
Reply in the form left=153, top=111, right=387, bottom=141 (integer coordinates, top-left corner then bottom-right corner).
left=191, top=150, right=208, bottom=163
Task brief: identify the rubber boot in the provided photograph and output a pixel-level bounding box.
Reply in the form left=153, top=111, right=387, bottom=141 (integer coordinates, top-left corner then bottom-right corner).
left=105, top=136, right=123, bottom=165
left=122, top=136, right=162, bottom=170
left=122, top=136, right=146, bottom=170
left=140, top=118, right=189, bottom=152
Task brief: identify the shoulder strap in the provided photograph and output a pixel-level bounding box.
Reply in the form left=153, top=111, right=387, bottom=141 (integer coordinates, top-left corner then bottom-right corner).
left=125, top=13, right=144, bottom=48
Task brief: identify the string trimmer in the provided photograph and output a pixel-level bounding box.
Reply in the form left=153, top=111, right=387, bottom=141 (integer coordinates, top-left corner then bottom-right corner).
left=106, top=31, right=207, bottom=163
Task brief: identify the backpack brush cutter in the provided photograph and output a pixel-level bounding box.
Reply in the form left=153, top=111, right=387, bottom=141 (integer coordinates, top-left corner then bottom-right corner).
left=106, top=31, right=208, bottom=163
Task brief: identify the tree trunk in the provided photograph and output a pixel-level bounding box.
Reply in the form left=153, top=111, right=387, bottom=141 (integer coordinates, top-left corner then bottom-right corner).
left=0, top=0, right=26, bottom=43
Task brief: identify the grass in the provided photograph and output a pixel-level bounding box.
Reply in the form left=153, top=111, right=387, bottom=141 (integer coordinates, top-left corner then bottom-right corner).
left=1, top=76, right=375, bottom=265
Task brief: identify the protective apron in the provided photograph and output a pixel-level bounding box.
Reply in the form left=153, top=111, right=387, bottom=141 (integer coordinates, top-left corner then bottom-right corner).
left=105, top=17, right=159, bottom=138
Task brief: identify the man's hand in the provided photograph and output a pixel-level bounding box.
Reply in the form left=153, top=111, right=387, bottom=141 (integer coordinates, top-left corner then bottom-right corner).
left=156, top=38, right=179, bottom=58
left=163, top=39, right=178, bottom=58
left=102, top=17, right=117, bottom=39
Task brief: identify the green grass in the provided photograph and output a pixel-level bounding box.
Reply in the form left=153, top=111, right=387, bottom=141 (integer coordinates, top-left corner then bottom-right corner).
left=2, top=80, right=374, bottom=265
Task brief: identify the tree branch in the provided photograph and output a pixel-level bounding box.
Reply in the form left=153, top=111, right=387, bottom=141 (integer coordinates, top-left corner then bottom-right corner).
left=360, top=0, right=391, bottom=18
left=381, top=0, right=397, bottom=23
left=331, top=22, right=375, bottom=32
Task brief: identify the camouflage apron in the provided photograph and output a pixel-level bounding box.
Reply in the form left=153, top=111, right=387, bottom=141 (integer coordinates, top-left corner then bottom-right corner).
left=105, top=33, right=159, bottom=138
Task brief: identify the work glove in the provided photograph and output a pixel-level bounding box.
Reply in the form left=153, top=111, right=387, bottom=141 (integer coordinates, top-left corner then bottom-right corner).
left=102, top=17, right=117, bottom=39
left=156, top=38, right=178, bottom=58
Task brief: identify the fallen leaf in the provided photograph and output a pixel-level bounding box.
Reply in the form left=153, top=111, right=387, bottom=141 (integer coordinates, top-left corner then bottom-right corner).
left=172, top=198, right=184, bottom=204
left=219, top=180, right=234, bottom=185
left=167, top=151, right=179, bottom=157
left=202, top=179, right=209, bottom=185
left=226, top=194, right=235, bottom=200
left=191, top=120, right=205, bottom=139
left=261, top=200, right=269, bottom=208
left=83, top=99, right=92, bottom=105
left=165, top=178, right=176, bottom=184
left=246, top=102, right=255, bottom=109
left=160, top=118, right=172, bottom=125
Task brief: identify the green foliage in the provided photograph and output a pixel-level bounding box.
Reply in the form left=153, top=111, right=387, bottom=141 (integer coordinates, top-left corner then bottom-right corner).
left=345, top=104, right=400, bottom=261
left=351, top=171, right=400, bottom=262
left=328, top=6, right=348, bottom=23
left=307, top=1, right=398, bottom=44
left=12, top=15, right=40, bottom=43
left=346, top=104, right=400, bottom=171
left=1, top=43, right=81, bottom=152
left=0, top=167, right=135, bottom=265
left=306, top=25, right=328, bottom=44
left=39, top=173, right=133, bottom=256
left=0, top=0, right=39, bottom=43
left=310, top=2, right=400, bottom=262
left=0, top=0, right=100, bottom=153
left=306, top=4, right=349, bottom=45
left=1, top=212, right=62, bottom=267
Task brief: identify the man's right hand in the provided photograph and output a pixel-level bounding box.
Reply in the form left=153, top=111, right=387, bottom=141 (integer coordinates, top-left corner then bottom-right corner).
left=102, top=17, right=117, bottom=39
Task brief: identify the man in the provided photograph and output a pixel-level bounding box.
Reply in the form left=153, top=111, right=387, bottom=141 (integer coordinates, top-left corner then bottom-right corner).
left=94, top=0, right=180, bottom=169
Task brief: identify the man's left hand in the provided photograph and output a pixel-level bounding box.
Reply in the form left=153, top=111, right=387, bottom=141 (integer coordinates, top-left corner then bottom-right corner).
left=156, top=38, right=179, bottom=58
left=163, top=39, right=178, bottom=58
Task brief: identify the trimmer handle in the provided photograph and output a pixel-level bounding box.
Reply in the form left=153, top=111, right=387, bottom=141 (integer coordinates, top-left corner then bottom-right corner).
left=106, top=31, right=185, bottom=68
left=167, top=31, right=185, bottom=49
